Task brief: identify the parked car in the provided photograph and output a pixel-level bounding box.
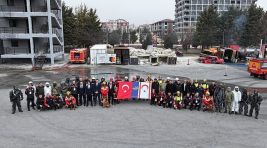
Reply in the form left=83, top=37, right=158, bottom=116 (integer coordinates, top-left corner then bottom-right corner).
left=199, top=56, right=224, bottom=64
left=176, top=50, right=183, bottom=57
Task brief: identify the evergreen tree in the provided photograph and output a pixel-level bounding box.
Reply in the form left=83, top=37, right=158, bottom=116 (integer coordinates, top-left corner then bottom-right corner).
left=219, top=7, right=245, bottom=46
left=142, top=33, right=152, bottom=50
left=130, top=30, right=138, bottom=44
left=75, top=4, right=103, bottom=47
left=121, top=32, right=129, bottom=44
left=62, top=2, right=77, bottom=46
left=108, top=30, right=121, bottom=46
left=195, top=5, right=220, bottom=48
left=240, top=4, right=264, bottom=47
left=164, top=33, right=178, bottom=49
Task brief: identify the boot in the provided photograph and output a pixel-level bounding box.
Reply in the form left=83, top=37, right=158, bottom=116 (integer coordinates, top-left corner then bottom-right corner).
left=18, top=107, right=23, bottom=112
left=255, top=116, right=258, bottom=119
left=12, top=111, right=15, bottom=114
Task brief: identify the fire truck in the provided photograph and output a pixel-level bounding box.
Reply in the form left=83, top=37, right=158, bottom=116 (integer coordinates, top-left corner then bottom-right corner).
left=248, top=58, right=267, bottom=80
left=69, top=48, right=88, bottom=64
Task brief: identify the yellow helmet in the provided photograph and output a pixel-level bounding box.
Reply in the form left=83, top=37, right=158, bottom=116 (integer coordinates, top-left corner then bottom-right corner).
left=66, top=91, right=71, bottom=96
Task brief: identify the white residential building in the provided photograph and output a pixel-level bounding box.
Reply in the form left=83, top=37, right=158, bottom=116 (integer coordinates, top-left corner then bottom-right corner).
left=175, top=0, right=257, bottom=40
left=0, top=0, right=64, bottom=64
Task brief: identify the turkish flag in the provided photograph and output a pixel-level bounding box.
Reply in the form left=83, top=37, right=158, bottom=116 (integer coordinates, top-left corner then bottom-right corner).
left=117, top=82, right=132, bottom=100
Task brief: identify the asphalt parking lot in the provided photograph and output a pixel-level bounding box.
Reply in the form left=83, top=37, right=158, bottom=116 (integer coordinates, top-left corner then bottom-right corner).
left=0, top=64, right=266, bottom=148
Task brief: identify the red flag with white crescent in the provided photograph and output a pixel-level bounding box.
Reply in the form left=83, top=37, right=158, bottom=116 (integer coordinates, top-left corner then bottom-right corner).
left=117, top=82, right=132, bottom=100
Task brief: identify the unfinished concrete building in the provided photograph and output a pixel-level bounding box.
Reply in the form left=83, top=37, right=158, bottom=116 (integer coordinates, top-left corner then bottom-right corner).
left=0, top=0, right=64, bottom=64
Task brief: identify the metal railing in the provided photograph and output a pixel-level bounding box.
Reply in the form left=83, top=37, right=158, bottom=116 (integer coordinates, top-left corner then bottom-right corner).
left=51, top=10, right=62, bottom=25
left=52, top=28, right=63, bottom=42
left=4, top=47, right=30, bottom=54
left=53, top=45, right=63, bottom=53
left=0, top=27, right=28, bottom=34
left=32, top=26, right=48, bottom=34
left=0, top=5, right=26, bottom=12
left=31, top=6, right=47, bottom=12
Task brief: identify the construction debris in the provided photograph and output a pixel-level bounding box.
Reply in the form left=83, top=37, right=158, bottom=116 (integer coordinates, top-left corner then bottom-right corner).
left=129, top=47, right=176, bottom=57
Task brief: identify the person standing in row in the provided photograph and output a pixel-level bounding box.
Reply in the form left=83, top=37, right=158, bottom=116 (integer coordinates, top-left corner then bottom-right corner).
left=108, top=78, right=116, bottom=105
left=249, top=90, right=263, bottom=119
left=232, top=86, right=242, bottom=114
left=85, top=79, right=93, bottom=107
left=35, top=82, right=45, bottom=99
left=44, top=82, right=52, bottom=98
left=78, top=80, right=86, bottom=106
left=10, top=86, right=23, bottom=114
left=214, top=84, right=224, bottom=113
left=25, top=81, right=36, bottom=111
left=224, top=87, right=234, bottom=114
left=239, top=89, right=249, bottom=116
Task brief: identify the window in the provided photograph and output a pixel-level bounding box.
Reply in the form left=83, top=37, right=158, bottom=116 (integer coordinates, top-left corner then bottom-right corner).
left=7, top=0, right=15, bottom=6
left=9, top=20, right=17, bottom=27
left=11, top=40, right=18, bottom=47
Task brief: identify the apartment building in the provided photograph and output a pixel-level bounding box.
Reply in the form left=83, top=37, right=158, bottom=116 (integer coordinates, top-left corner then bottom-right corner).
left=0, top=0, right=64, bottom=64
left=175, top=0, right=257, bottom=40
left=101, top=19, right=129, bottom=33
left=150, top=19, right=175, bottom=40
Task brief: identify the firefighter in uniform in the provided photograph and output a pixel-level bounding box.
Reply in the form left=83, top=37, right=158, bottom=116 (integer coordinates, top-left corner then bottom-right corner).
left=239, top=89, right=249, bottom=116
left=10, top=86, right=23, bottom=114
left=25, top=81, right=36, bottom=111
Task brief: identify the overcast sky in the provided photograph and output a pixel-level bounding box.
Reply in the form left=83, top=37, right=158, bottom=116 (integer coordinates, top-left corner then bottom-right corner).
left=63, top=0, right=267, bottom=25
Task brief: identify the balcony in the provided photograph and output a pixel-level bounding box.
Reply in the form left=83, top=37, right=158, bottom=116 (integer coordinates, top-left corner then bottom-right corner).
left=53, top=45, right=63, bottom=53
left=51, top=10, right=62, bottom=25
left=0, top=5, right=26, bottom=12
left=0, top=27, right=28, bottom=34
left=52, top=28, right=63, bottom=42
left=3, top=47, right=30, bottom=55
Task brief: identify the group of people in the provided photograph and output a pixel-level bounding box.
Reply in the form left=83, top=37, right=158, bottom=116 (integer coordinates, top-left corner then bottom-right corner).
left=149, top=77, right=263, bottom=119
left=9, top=75, right=263, bottom=119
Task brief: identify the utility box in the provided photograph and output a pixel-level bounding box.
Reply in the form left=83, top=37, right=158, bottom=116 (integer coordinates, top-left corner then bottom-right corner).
left=130, top=57, right=139, bottom=65
left=167, top=57, right=177, bottom=65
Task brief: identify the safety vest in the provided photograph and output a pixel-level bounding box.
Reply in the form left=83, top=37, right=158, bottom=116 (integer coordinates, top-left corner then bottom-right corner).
left=202, top=83, right=209, bottom=89
left=175, top=96, right=182, bottom=101
left=194, top=83, right=199, bottom=88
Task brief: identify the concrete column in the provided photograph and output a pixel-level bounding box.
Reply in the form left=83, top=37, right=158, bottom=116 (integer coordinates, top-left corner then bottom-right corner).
left=26, top=0, right=35, bottom=66
left=60, top=4, right=64, bottom=55
left=47, top=0, right=54, bottom=64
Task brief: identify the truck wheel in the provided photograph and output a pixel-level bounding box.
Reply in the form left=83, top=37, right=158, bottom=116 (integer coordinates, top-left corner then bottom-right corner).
left=250, top=73, right=253, bottom=76
left=264, top=74, right=267, bottom=80
left=253, top=74, right=258, bottom=78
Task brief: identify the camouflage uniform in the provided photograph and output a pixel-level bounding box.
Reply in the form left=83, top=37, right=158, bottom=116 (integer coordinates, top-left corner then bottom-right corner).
left=249, top=92, right=263, bottom=119
left=224, top=87, right=234, bottom=114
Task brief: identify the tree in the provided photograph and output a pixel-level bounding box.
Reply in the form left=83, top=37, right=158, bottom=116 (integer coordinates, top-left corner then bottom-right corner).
left=164, top=33, right=178, bottom=49
left=240, top=4, right=264, bottom=47
left=75, top=4, right=103, bottom=47
left=62, top=2, right=77, bottom=46
left=218, top=7, right=245, bottom=46
left=130, top=30, right=138, bottom=44
left=142, top=33, right=152, bottom=50
left=260, top=11, right=267, bottom=43
left=195, top=5, right=220, bottom=48
left=121, top=32, right=129, bottom=44
left=108, top=30, right=121, bottom=46
left=139, top=27, right=150, bottom=44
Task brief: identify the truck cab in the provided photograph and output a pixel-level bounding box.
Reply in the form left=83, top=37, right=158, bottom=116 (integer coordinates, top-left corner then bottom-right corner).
left=248, top=59, right=267, bottom=79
